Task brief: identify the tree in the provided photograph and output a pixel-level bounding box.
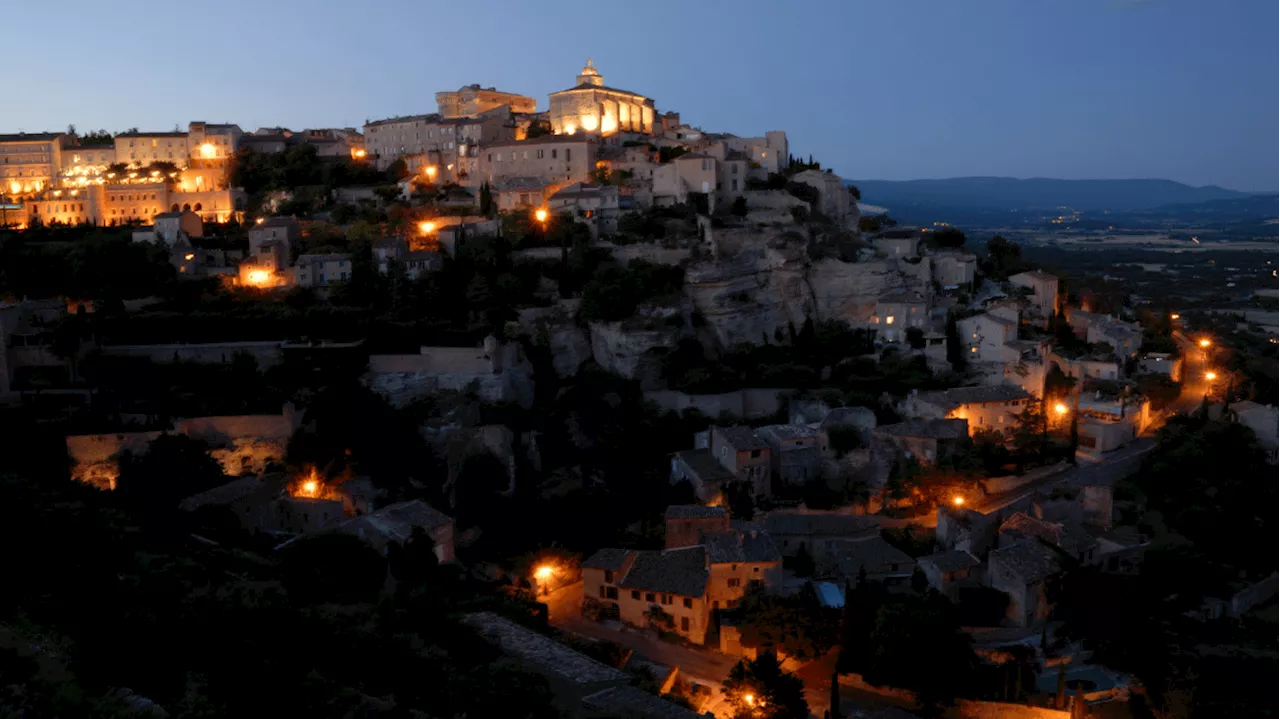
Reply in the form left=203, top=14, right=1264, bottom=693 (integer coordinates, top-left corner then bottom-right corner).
left=278, top=533, right=388, bottom=604
left=731, top=195, right=749, bottom=218
left=846, top=185, right=861, bottom=202
left=932, top=228, right=966, bottom=248
left=735, top=584, right=838, bottom=661
left=863, top=594, right=977, bottom=716
left=722, top=651, right=809, bottom=719
left=790, top=544, right=815, bottom=577
left=906, top=326, right=926, bottom=350
left=479, top=182, right=494, bottom=217
left=115, top=433, right=226, bottom=514
left=945, top=314, right=967, bottom=372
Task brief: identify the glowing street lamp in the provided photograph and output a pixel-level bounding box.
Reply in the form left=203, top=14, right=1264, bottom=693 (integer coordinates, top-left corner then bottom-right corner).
left=743, top=694, right=755, bottom=706
left=535, top=565, right=553, bottom=581
left=424, top=165, right=438, bottom=181
left=1053, top=402, right=1069, bottom=416
left=419, top=220, right=436, bottom=234
left=1170, top=313, right=1180, bottom=320
left=1204, top=371, right=1217, bottom=382
left=1198, top=338, right=1212, bottom=349
left=952, top=496, right=965, bottom=507
left=534, top=208, right=549, bottom=224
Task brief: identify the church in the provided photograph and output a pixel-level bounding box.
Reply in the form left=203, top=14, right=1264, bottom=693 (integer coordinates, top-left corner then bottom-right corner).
left=548, top=60, right=656, bottom=137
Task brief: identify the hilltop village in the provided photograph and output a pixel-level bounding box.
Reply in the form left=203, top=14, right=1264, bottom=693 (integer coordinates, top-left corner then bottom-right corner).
left=0, top=62, right=1274, bottom=719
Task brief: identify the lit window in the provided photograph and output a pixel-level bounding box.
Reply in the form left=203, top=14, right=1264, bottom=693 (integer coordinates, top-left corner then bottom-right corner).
left=886, top=316, right=895, bottom=325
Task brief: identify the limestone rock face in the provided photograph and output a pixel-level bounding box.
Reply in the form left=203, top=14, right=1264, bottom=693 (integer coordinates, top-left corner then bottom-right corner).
left=518, top=301, right=592, bottom=378
left=807, top=258, right=918, bottom=325
left=588, top=309, right=685, bottom=387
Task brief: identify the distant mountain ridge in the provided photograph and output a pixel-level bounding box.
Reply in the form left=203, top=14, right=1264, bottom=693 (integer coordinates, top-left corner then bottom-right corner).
left=847, top=177, right=1258, bottom=212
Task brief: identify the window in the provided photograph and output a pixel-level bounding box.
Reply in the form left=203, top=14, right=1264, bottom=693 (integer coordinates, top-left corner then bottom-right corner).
left=683, top=597, right=692, bottom=608
left=661, top=594, right=673, bottom=606
left=631, top=590, right=640, bottom=600
left=681, top=617, right=690, bottom=632
left=606, top=586, right=618, bottom=600
left=727, top=578, right=740, bottom=588
left=604, top=570, right=614, bottom=583
left=565, top=148, right=571, bottom=161
left=731, top=179, right=738, bottom=191
left=750, top=449, right=761, bottom=459
left=753, top=566, right=760, bottom=573
left=645, top=592, right=655, bottom=603
left=732, top=164, right=739, bottom=175
left=551, top=149, right=558, bottom=159
left=536, top=149, right=544, bottom=159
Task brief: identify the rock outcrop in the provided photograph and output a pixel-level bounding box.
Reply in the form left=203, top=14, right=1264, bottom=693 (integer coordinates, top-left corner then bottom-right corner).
left=518, top=300, right=592, bottom=378
left=588, top=306, right=686, bottom=387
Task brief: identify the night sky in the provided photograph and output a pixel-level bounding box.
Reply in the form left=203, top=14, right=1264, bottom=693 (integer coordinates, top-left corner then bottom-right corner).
left=4, top=0, right=1275, bottom=190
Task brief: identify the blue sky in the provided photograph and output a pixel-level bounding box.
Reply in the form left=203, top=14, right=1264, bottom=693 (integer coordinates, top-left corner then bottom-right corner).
left=3, top=0, right=1275, bottom=190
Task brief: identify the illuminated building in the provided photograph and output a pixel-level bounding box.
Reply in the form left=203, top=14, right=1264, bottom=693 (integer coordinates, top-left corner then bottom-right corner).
left=481, top=135, right=595, bottom=187
left=548, top=59, right=655, bottom=137
left=114, top=130, right=190, bottom=167
left=364, top=108, right=513, bottom=177
left=435, top=84, right=536, bottom=118
left=0, top=132, right=63, bottom=199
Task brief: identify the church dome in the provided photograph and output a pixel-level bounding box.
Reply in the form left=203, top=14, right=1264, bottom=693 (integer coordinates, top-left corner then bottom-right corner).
left=576, top=58, right=604, bottom=87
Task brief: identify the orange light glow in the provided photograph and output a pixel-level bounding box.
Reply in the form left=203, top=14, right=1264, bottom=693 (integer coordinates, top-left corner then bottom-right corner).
left=255, top=217, right=265, bottom=224
left=200, top=143, right=216, bottom=159
left=291, top=467, right=326, bottom=499
left=1170, top=313, right=1180, bottom=320
left=419, top=220, right=436, bottom=234
left=952, top=496, right=965, bottom=506
left=425, top=165, right=437, bottom=179
left=245, top=269, right=272, bottom=287
left=184, top=253, right=195, bottom=261
left=534, top=208, right=548, bottom=223
left=1204, top=371, right=1217, bottom=381
left=1054, top=403, right=1068, bottom=415
left=1198, top=339, right=1211, bottom=349
left=352, top=149, right=367, bottom=159
left=743, top=694, right=755, bottom=706
left=535, top=565, right=553, bottom=580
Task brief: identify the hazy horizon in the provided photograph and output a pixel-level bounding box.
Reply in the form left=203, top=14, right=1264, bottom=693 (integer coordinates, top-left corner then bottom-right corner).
left=2, top=0, right=1275, bottom=192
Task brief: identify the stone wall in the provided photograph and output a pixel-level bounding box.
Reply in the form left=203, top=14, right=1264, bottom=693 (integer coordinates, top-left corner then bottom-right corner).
left=101, top=341, right=283, bottom=368
left=66, top=411, right=295, bottom=490
left=643, top=388, right=789, bottom=420
left=518, top=301, right=592, bottom=378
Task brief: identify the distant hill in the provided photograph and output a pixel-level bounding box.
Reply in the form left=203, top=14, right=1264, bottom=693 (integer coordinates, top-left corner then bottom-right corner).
left=847, top=177, right=1256, bottom=212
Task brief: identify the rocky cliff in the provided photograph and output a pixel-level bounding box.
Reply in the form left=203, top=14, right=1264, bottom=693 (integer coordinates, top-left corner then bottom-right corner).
left=518, top=301, right=593, bottom=378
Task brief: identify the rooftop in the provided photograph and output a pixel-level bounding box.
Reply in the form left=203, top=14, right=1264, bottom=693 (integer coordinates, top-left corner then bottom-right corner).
left=715, top=425, right=768, bottom=451
left=337, top=500, right=451, bottom=549
left=762, top=510, right=878, bottom=538
left=1010, top=270, right=1058, bottom=283
left=583, top=547, right=633, bottom=571
left=875, top=418, right=969, bottom=441
left=665, top=505, right=727, bottom=521
left=0, top=132, right=63, bottom=143
left=365, top=114, right=443, bottom=128
left=918, top=549, right=982, bottom=575
left=755, top=424, right=818, bottom=442
left=672, top=449, right=733, bottom=484
left=552, top=82, right=653, bottom=99
left=177, top=476, right=263, bottom=512
left=990, top=539, right=1062, bottom=584
left=618, top=546, right=709, bottom=598
left=913, top=385, right=1032, bottom=410
left=462, top=612, right=628, bottom=686
left=701, top=530, right=781, bottom=565
left=833, top=536, right=916, bottom=577
left=581, top=685, right=705, bottom=719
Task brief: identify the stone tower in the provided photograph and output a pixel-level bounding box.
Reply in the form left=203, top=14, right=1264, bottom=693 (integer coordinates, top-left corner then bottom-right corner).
left=576, top=58, right=604, bottom=87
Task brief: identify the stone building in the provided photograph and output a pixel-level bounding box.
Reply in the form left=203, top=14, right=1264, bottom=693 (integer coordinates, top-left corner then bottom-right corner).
left=1, top=132, right=64, bottom=199
left=548, top=60, right=655, bottom=137
left=790, top=169, right=852, bottom=225
left=899, top=385, right=1033, bottom=435
left=436, top=84, right=536, bottom=118
left=709, top=426, right=771, bottom=498
left=293, top=253, right=352, bottom=287
left=1009, top=270, right=1060, bottom=322
left=872, top=290, right=928, bottom=343
left=480, top=135, right=595, bottom=189
left=651, top=153, right=718, bottom=209
left=957, top=312, right=1019, bottom=363
left=663, top=505, right=729, bottom=550
left=761, top=510, right=878, bottom=571
left=547, top=182, right=621, bottom=238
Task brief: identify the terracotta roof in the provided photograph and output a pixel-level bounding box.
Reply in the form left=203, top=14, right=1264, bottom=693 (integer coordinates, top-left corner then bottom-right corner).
left=583, top=547, right=633, bottom=571
left=618, top=546, right=708, bottom=598
left=918, top=549, right=981, bottom=575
